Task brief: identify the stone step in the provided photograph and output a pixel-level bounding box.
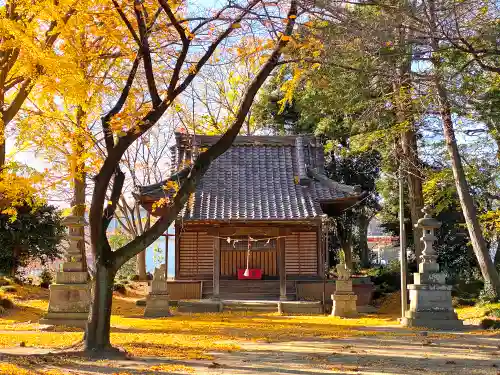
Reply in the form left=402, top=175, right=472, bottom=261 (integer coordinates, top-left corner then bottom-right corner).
left=222, top=301, right=279, bottom=312
left=218, top=294, right=281, bottom=301
left=178, top=300, right=222, bottom=313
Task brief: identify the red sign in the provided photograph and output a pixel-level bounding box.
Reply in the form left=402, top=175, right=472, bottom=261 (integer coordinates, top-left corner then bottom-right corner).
left=367, top=236, right=398, bottom=244
left=237, top=269, right=263, bottom=280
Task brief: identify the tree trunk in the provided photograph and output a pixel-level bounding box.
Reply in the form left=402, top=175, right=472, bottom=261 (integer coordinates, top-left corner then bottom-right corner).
left=134, top=203, right=147, bottom=280
left=10, top=245, right=21, bottom=276
left=427, top=0, right=500, bottom=300
left=392, top=33, right=424, bottom=259
left=85, top=262, right=116, bottom=352
left=341, top=240, right=353, bottom=270
left=401, top=129, right=424, bottom=260
left=357, top=215, right=370, bottom=268
left=0, top=135, right=5, bottom=169
left=136, top=250, right=147, bottom=279
left=495, top=241, right=500, bottom=267
left=439, top=99, right=500, bottom=299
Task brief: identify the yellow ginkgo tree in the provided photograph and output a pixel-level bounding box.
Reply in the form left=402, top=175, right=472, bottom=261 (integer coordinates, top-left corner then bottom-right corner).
left=75, top=0, right=300, bottom=353
left=0, top=0, right=82, bottom=168
left=14, top=0, right=133, bottom=270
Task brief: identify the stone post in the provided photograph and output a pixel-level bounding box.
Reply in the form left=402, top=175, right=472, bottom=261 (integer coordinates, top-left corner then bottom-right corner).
left=331, top=263, right=357, bottom=317
left=144, top=264, right=171, bottom=317
left=40, top=215, right=90, bottom=328
left=401, top=207, right=463, bottom=329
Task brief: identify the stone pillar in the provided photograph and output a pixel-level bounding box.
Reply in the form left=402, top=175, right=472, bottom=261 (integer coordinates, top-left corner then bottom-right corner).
left=144, top=264, right=171, bottom=317
left=331, top=263, right=357, bottom=317
left=40, top=216, right=90, bottom=328
left=401, top=207, right=463, bottom=329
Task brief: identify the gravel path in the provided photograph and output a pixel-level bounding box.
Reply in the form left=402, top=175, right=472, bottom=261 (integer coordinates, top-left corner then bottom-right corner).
left=1, top=331, right=499, bottom=374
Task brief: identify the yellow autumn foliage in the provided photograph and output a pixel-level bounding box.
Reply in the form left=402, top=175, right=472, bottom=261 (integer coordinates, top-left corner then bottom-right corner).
left=0, top=169, right=46, bottom=219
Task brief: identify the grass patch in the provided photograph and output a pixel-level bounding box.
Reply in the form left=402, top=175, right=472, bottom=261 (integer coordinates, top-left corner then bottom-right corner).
left=0, top=286, right=17, bottom=293
left=456, top=302, right=500, bottom=321
left=0, top=332, right=83, bottom=348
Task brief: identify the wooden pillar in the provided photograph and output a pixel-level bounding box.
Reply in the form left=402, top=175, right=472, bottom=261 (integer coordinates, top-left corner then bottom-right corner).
left=317, top=225, right=323, bottom=278
left=325, top=227, right=330, bottom=275
left=213, top=233, right=220, bottom=299
left=278, top=232, right=286, bottom=301
left=175, top=223, right=180, bottom=279
left=164, top=234, right=169, bottom=280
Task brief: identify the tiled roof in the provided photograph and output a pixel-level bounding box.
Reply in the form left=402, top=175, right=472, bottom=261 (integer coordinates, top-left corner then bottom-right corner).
left=138, top=134, right=358, bottom=221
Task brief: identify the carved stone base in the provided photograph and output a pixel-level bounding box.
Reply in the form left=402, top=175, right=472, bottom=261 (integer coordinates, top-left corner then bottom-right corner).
left=149, top=280, right=169, bottom=294
left=144, top=294, right=171, bottom=318
left=335, top=279, right=354, bottom=293
left=331, top=293, right=358, bottom=317
left=39, top=312, right=89, bottom=329
left=40, top=284, right=90, bottom=328
left=55, top=271, right=88, bottom=284
left=402, top=282, right=463, bottom=330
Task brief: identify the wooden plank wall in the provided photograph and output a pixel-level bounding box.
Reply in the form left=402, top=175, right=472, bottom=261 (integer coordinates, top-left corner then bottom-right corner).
left=167, top=281, right=202, bottom=300
left=178, top=231, right=213, bottom=278
left=220, top=249, right=278, bottom=277
left=285, top=231, right=318, bottom=275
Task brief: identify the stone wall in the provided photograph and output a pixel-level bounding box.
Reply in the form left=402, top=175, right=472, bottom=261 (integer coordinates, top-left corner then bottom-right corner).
left=295, top=278, right=374, bottom=306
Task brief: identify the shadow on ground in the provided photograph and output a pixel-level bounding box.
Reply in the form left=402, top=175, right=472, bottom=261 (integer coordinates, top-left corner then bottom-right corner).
left=1, top=332, right=499, bottom=374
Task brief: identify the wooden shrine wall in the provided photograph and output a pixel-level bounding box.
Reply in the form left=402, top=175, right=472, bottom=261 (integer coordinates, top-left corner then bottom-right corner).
left=284, top=231, right=318, bottom=276
left=176, top=225, right=320, bottom=279
left=177, top=231, right=213, bottom=279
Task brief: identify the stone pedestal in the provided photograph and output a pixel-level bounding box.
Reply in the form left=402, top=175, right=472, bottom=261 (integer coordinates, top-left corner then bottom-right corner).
left=40, top=216, right=90, bottom=328
left=144, top=264, right=171, bottom=318
left=401, top=208, right=463, bottom=330
left=331, top=267, right=358, bottom=318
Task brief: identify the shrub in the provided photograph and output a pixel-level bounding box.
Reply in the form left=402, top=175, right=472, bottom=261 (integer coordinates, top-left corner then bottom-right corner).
left=120, top=280, right=129, bottom=285
left=478, top=283, right=499, bottom=304
left=129, top=274, right=140, bottom=281
left=0, top=298, right=14, bottom=309
left=480, top=318, right=500, bottom=330
left=0, top=204, right=65, bottom=276
left=0, top=277, right=13, bottom=287
left=0, top=286, right=17, bottom=293
left=452, top=297, right=476, bottom=307
left=39, top=268, right=53, bottom=289
left=367, top=260, right=401, bottom=297
left=0, top=306, right=5, bottom=316
left=485, top=308, right=500, bottom=318
left=452, top=279, right=483, bottom=299
left=113, top=283, right=126, bottom=295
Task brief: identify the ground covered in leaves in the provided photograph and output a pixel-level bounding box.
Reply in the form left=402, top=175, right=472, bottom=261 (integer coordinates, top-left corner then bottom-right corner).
left=0, top=285, right=498, bottom=374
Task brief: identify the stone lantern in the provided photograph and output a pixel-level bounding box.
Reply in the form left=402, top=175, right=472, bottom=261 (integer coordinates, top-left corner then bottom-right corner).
left=40, top=215, right=91, bottom=328
left=401, top=207, right=463, bottom=329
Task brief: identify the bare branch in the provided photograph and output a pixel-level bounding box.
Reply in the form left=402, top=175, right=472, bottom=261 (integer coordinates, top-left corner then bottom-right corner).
left=113, top=0, right=299, bottom=269
left=158, top=0, right=190, bottom=96
left=134, top=0, right=161, bottom=106
left=101, top=54, right=141, bottom=152
left=112, top=0, right=141, bottom=45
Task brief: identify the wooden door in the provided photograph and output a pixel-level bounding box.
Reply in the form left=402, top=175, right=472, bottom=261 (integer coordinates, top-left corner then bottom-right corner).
left=220, top=238, right=278, bottom=278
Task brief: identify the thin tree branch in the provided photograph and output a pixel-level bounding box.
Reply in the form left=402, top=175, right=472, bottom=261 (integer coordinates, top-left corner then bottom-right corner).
left=101, top=54, right=141, bottom=152
left=112, top=0, right=141, bottom=45
left=134, top=0, right=161, bottom=106
left=112, top=0, right=298, bottom=269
